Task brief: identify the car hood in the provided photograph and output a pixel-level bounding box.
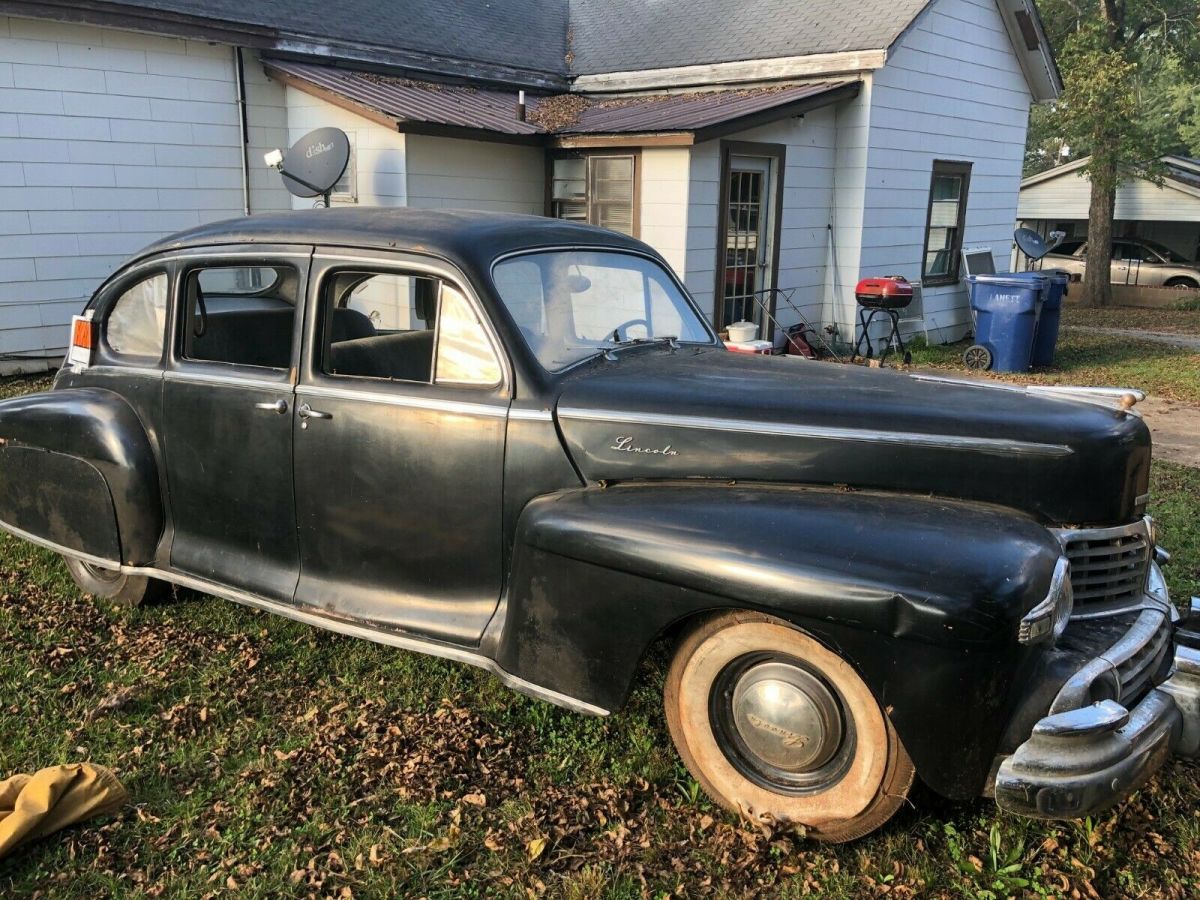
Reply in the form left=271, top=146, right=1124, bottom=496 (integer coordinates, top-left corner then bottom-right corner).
left=553, top=348, right=1151, bottom=526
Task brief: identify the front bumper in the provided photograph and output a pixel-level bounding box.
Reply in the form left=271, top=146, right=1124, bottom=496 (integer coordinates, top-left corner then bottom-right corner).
left=995, top=593, right=1200, bottom=819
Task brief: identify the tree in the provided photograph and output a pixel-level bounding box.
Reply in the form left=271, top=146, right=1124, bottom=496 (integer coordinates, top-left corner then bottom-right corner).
left=1034, top=0, right=1199, bottom=306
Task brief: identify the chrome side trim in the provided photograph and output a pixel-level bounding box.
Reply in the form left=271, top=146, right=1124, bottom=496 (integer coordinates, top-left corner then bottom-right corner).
left=0, top=520, right=125, bottom=569
left=909, top=373, right=1145, bottom=412
left=0, top=518, right=608, bottom=717
left=1053, top=517, right=1151, bottom=547
left=1028, top=385, right=1145, bottom=403
left=120, top=565, right=609, bottom=717
left=557, top=407, right=1074, bottom=458
left=78, top=365, right=164, bottom=380
left=507, top=408, right=554, bottom=422
left=297, top=384, right=508, bottom=418
left=164, top=370, right=291, bottom=392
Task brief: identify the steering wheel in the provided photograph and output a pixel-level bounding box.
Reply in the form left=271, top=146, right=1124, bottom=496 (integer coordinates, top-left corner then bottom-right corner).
left=611, top=318, right=650, bottom=342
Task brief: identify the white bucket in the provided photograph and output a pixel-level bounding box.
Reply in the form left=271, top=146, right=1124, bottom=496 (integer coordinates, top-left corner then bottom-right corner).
left=726, top=321, right=758, bottom=342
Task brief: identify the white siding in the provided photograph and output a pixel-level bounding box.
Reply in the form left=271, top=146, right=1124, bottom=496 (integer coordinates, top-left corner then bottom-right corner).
left=684, top=104, right=841, bottom=332
left=0, top=18, right=290, bottom=366
left=862, top=0, right=1032, bottom=343
left=683, top=140, right=721, bottom=319
left=405, top=134, right=543, bottom=214
left=823, top=86, right=872, bottom=342
left=284, top=87, right=407, bottom=208
left=639, top=147, right=690, bottom=277
left=1019, top=170, right=1200, bottom=223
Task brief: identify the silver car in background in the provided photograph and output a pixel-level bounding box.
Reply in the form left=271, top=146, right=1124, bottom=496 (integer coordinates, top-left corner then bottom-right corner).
left=1045, top=238, right=1200, bottom=288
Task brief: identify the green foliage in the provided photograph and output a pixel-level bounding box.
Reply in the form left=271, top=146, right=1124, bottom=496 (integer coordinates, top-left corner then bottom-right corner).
left=1057, top=31, right=1156, bottom=191
left=1023, top=0, right=1200, bottom=177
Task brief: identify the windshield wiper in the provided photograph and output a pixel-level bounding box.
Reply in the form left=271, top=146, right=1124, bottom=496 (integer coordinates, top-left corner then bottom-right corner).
left=605, top=334, right=679, bottom=352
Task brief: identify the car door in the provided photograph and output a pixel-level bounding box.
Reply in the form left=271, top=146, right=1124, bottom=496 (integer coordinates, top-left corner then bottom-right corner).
left=292, top=249, right=509, bottom=644
left=161, top=247, right=311, bottom=602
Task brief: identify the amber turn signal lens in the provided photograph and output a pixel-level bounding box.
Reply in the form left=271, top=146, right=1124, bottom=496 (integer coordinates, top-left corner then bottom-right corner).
left=71, top=317, right=94, bottom=350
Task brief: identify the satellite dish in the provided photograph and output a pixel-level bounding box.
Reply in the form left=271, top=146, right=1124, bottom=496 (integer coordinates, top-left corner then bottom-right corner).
left=1014, top=227, right=1061, bottom=261
left=278, top=127, right=350, bottom=202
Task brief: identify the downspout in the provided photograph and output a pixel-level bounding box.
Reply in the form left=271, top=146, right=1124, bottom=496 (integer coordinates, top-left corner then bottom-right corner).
left=234, top=46, right=251, bottom=216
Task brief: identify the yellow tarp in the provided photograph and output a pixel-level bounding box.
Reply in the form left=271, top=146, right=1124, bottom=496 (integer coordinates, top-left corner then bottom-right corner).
left=0, top=763, right=128, bottom=859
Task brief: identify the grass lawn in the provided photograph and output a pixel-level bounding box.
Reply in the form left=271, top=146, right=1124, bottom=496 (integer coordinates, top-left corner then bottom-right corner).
left=907, top=310, right=1200, bottom=404
left=0, top=370, right=1197, bottom=897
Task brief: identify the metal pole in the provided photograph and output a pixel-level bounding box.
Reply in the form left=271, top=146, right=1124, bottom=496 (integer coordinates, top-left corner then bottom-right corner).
left=234, top=47, right=251, bottom=216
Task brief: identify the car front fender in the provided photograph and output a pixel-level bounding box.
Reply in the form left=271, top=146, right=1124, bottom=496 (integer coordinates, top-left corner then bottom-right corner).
left=0, top=387, right=163, bottom=565
left=492, top=483, right=1064, bottom=799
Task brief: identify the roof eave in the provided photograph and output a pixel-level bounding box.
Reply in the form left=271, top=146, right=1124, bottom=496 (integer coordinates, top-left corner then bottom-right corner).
left=1, top=0, right=570, bottom=90
left=569, top=49, right=886, bottom=94
left=262, top=62, right=544, bottom=146
left=995, top=0, right=1062, bottom=101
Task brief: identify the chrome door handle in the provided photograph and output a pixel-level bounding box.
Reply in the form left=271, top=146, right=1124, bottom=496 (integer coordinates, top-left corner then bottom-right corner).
left=298, top=403, right=332, bottom=420
left=254, top=399, right=289, bottom=414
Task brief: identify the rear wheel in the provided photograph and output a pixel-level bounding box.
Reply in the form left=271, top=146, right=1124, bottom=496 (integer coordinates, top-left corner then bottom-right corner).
left=962, top=344, right=992, bottom=371
left=63, top=556, right=165, bottom=608
left=664, top=611, right=914, bottom=842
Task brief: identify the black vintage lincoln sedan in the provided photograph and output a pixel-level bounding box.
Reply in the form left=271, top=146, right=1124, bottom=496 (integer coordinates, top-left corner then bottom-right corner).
left=0, top=208, right=1196, bottom=842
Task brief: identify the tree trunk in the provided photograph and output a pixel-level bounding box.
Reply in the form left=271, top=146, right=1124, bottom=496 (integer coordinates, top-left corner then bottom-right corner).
left=1082, top=161, right=1116, bottom=308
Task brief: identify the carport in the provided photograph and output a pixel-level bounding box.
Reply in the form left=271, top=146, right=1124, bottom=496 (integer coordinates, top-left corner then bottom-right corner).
left=1018, top=155, right=1200, bottom=265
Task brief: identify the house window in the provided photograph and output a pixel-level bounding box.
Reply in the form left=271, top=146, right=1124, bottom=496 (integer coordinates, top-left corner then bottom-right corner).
left=549, top=153, right=638, bottom=236
left=922, top=161, right=972, bottom=285
left=331, top=133, right=357, bottom=203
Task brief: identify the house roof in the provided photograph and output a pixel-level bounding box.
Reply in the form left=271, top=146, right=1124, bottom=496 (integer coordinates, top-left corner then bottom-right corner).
left=567, top=0, right=932, bottom=75
left=1020, top=156, right=1200, bottom=200
left=11, top=0, right=1058, bottom=97
left=263, top=59, right=861, bottom=145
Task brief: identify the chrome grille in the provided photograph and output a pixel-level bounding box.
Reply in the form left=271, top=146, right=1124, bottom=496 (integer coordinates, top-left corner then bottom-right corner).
left=1052, top=605, right=1173, bottom=714
left=1055, top=520, right=1152, bottom=618
left=1117, top=613, right=1173, bottom=700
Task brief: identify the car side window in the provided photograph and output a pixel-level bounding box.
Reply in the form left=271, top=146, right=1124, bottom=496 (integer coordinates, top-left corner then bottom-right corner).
left=322, top=270, right=500, bottom=387
left=180, top=264, right=299, bottom=370
left=435, top=285, right=502, bottom=385
left=105, top=272, right=168, bottom=359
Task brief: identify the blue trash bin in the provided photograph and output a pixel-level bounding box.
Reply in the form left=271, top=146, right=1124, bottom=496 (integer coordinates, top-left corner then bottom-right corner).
left=1030, top=271, right=1068, bottom=367
left=966, top=274, right=1046, bottom=372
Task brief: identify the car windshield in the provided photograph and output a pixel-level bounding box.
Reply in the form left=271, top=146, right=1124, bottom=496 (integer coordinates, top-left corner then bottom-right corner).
left=492, top=250, right=715, bottom=372
left=1138, top=240, right=1192, bottom=263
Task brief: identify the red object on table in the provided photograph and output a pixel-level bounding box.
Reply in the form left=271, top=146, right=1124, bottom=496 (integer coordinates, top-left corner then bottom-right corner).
left=854, top=275, right=914, bottom=310
left=724, top=340, right=773, bottom=355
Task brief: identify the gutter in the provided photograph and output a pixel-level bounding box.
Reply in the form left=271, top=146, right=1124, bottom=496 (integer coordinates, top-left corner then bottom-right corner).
left=234, top=46, right=250, bottom=216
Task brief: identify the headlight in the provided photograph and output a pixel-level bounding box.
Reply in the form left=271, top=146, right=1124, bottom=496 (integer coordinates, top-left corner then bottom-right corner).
left=1019, top=557, right=1073, bottom=644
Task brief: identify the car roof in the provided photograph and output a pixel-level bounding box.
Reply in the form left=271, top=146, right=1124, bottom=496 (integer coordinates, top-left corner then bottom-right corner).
left=132, top=207, right=652, bottom=271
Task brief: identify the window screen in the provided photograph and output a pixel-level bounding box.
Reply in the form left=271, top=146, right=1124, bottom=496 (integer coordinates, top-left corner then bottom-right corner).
left=550, top=153, right=637, bottom=236
left=106, top=272, right=168, bottom=359
left=922, top=161, right=972, bottom=284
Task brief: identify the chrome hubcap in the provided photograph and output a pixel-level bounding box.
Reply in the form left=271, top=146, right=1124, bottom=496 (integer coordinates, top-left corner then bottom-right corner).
left=731, top=662, right=842, bottom=772
left=711, top=654, right=854, bottom=793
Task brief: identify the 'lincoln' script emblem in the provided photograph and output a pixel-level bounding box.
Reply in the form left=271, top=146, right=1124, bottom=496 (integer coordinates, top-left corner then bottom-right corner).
left=610, top=436, right=678, bottom=456
left=745, top=712, right=810, bottom=747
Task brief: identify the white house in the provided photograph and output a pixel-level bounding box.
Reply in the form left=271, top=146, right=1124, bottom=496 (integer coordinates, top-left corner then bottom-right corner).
left=1018, top=156, right=1200, bottom=263
left=0, top=0, right=1059, bottom=371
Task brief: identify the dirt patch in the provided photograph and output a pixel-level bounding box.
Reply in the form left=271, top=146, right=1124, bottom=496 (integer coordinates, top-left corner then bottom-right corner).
left=1139, top=397, right=1200, bottom=468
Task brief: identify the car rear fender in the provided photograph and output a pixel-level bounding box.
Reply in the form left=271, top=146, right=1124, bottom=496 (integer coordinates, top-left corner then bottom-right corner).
left=0, top=388, right=162, bottom=565
left=492, top=483, right=1063, bottom=799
